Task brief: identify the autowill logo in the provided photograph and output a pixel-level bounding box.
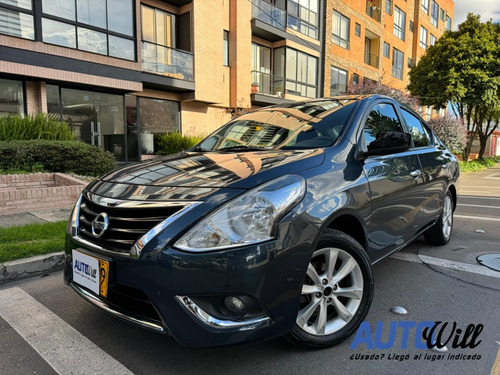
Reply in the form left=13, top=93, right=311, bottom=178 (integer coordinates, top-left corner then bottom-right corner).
left=350, top=320, right=483, bottom=350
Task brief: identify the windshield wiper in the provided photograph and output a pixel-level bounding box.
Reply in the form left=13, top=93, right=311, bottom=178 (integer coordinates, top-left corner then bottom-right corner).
left=218, top=145, right=269, bottom=152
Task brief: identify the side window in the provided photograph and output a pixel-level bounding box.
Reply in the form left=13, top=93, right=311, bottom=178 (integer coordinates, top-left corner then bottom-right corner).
left=363, top=103, right=404, bottom=149
left=401, top=109, right=431, bottom=148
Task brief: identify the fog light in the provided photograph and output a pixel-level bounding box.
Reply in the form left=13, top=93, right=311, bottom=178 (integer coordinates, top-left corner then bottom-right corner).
left=223, top=296, right=246, bottom=317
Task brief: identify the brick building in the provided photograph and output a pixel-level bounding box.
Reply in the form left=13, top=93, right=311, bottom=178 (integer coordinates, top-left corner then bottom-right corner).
left=0, top=0, right=452, bottom=163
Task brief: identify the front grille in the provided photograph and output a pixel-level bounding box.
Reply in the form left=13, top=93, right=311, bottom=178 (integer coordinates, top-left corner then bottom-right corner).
left=78, top=195, right=183, bottom=254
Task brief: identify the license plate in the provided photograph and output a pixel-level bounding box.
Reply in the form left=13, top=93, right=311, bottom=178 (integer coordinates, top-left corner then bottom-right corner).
left=72, top=250, right=109, bottom=298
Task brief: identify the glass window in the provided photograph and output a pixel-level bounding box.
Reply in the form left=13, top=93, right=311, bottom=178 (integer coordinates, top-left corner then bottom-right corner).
left=42, top=18, right=76, bottom=48
left=363, top=103, right=404, bottom=150
left=440, top=8, right=445, bottom=21
left=0, top=7, right=34, bottom=39
left=0, top=0, right=31, bottom=10
left=352, top=73, right=359, bottom=86
left=285, top=48, right=317, bottom=98
left=392, top=48, right=403, bottom=80
left=332, top=10, right=349, bottom=49
left=77, top=27, right=107, bottom=55
left=409, top=20, right=414, bottom=32
left=445, top=16, right=452, bottom=31
left=430, top=34, right=437, bottom=46
left=77, top=0, right=106, bottom=29
left=223, top=30, right=229, bottom=66
left=287, top=0, right=319, bottom=39
left=420, top=26, right=428, bottom=49
left=109, top=35, right=135, bottom=60
left=401, top=109, right=431, bottom=148
left=355, top=23, right=361, bottom=37
left=0, top=78, right=24, bottom=117
left=385, top=0, right=393, bottom=15
left=42, top=0, right=75, bottom=21
left=431, top=1, right=439, bottom=27
left=107, top=0, right=133, bottom=37
left=46, top=84, right=61, bottom=120
left=383, top=42, right=390, bottom=58
left=330, top=66, right=347, bottom=96
left=393, top=6, right=405, bottom=41
left=421, top=0, right=429, bottom=14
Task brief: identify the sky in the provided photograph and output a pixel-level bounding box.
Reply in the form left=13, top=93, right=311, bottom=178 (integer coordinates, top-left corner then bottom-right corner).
left=452, top=0, right=500, bottom=29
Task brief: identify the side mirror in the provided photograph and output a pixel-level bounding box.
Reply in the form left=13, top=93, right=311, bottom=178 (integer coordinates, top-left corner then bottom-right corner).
left=362, top=131, right=412, bottom=158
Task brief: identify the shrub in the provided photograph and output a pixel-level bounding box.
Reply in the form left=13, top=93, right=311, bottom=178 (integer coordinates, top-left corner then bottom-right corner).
left=156, top=132, right=203, bottom=155
left=427, top=115, right=468, bottom=153
left=0, top=140, right=116, bottom=176
left=0, top=113, right=74, bottom=141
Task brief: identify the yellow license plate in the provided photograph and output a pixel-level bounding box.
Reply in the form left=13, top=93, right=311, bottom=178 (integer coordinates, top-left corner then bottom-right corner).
left=72, top=250, right=110, bottom=298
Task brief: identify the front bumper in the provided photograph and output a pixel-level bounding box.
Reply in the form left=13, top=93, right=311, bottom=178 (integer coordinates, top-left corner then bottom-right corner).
left=64, top=213, right=318, bottom=347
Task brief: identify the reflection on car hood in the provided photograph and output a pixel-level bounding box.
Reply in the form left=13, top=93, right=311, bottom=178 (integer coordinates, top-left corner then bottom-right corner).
left=102, top=149, right=323, bottom=187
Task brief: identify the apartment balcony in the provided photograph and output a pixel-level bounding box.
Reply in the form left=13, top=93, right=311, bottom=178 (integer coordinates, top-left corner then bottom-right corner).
left=366, top=1, right=381, bottom=22
left=250, top=70, right=291, bottom=106
left=364, top=51, right=379, bottom=68
left=251, top=0, right=288, bottom=42
left=141, top=42, right=194, bottom=92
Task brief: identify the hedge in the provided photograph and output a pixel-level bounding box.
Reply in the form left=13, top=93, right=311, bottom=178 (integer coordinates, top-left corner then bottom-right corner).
left=0, top=113, right=74, bottom=141
left=0, top=140, right=116, bottom=176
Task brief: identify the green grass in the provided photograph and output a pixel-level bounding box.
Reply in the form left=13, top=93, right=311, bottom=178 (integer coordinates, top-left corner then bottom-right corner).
left=0, top=221, right=66, bottom=263
left=459, top=156, right=500, bottom=173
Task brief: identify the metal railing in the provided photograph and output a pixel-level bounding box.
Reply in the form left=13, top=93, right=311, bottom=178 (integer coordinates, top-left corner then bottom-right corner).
left=366, top=2, right=381, bottom=22
left=141, top=42, right=194, bottom=81
left=251, top=0, right=286, bottom=30
left=364, top=51, right=380, bottom=68
left=251, top=71, right=285, bottom=97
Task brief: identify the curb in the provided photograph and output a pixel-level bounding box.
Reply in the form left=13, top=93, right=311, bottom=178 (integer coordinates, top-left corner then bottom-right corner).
left=0, top=252, right=65, bottom=285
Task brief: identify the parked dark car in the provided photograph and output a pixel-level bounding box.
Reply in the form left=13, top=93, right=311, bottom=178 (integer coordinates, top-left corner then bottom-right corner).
left=64, top=95, right=459, bottom=349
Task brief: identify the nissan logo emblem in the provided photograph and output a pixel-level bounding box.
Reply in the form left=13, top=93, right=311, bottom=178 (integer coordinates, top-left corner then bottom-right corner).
left=91, top=213, right=109, bottom=238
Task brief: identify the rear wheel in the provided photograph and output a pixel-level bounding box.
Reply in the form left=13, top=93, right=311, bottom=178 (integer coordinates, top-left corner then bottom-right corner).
left=286, top=229, right=374, bottom=349
left=424, top=191, right=454, bottom=246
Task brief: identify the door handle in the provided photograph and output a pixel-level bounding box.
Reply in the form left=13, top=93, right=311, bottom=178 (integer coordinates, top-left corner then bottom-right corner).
left=410, top=169, right=421, bottom=179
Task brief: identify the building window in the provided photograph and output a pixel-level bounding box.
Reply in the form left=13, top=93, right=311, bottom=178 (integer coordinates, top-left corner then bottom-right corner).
left=330, top=66, right=347, bottom=96
left=332, top=10, right=349, bottom=49
left=393, top=6, right=405, bottom=41
left=223, top=30, right=229, bottom=66
left=287, top=0, right=319, bottom=39
left=274, top=47, right=317, bottom=98
left=409, top=20, right=414, bottom=32
left=430, top=34, right=437, bottom=46
left=445, top=16, right=452, bottom=31
left=392, top=48, right=403, bottom=80
left=420, top=26, right=428, bottom=49
left=252, top=43, right=282, bottom=96
left=385, top=0, right=393, bottom=15
left=40, top=0, right=135, bottom=60
left=352, top=73, right=360, bottom=86
left=431, top=1, right=439, bottom=27
left=424, top=106, right=432, bottom=121
left=383, top=42, right=390, bottom=58
left=355, top=23, right=361, bottom=37
left=421, top=0, right=429, bottom=14
left=440, top=8, right=446, bottom=21
left=0, top=1, right=34, bottom=40
left=0, top=78, right=24, bottom=117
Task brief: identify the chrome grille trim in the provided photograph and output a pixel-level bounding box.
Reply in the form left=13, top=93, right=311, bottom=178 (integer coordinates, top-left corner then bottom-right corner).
left=75, top=194, right=201, bottom=258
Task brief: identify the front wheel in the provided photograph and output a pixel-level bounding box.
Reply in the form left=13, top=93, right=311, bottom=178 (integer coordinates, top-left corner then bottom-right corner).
left=424, top=191, right=454, bottom=246
left=286, top=229, right=374, bottom=349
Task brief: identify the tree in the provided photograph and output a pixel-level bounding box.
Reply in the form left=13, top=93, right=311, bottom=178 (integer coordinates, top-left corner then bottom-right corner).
left=408, top=14, right=500, bottom=161
left=347, top=79, right=420, bottom=112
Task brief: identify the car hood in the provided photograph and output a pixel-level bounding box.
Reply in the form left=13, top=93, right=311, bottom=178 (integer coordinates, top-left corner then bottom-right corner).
left=87, top=149, right=324, bottom=201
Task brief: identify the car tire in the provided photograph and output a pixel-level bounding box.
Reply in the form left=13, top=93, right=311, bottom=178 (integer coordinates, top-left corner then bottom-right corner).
left=423, top=191, right=454, bottom=246
left=286, top=229, right=374, bottom=349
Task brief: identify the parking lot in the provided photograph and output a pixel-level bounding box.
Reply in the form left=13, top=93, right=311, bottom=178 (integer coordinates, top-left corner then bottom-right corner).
left=1, top=166, right=499, bottom=375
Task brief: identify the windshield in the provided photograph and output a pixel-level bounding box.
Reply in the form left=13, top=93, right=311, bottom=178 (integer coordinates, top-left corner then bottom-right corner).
left=195, top=99, right=358, bottom=152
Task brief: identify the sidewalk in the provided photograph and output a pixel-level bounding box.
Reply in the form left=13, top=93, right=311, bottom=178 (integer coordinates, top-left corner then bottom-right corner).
left=458, top=163, right=500, bottom=197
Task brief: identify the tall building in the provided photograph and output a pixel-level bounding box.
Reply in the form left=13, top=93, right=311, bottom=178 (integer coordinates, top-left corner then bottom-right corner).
left=325, top=0, right=453, bottom=96
left=0, top=0, right=451, bottom=163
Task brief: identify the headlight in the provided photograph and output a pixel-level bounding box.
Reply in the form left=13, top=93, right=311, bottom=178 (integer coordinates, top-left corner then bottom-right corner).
left=174, top=175, right=306, bottom=252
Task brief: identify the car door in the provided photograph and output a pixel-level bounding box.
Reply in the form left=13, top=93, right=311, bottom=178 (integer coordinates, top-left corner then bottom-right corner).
left=399, top=107, right=455, bottom=227
left=360, top=101, right=425, bottom=260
